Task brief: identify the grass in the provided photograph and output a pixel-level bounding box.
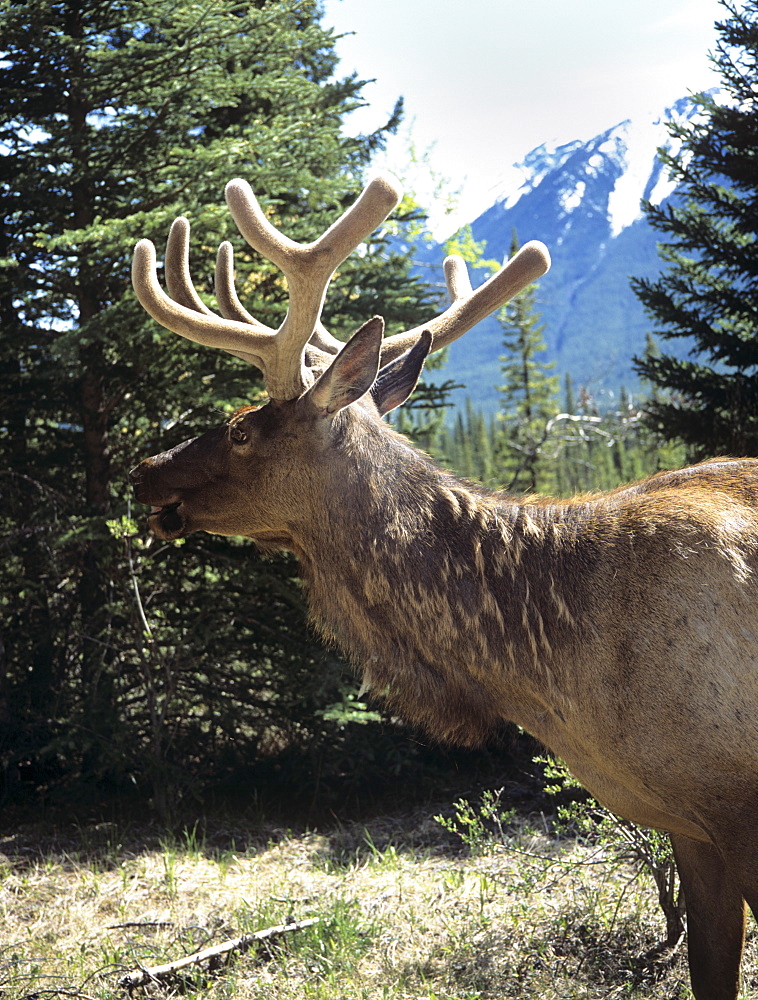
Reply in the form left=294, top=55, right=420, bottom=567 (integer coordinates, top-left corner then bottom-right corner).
left=2, top=801, right=757, bottom=1000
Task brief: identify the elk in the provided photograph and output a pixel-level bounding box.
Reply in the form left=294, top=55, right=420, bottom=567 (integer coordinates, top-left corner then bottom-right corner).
left=130, top=173, right=758, bottom=1000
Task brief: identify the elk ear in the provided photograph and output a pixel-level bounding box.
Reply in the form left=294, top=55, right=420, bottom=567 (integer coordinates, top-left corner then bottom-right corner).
left=307, top=316, right=384, bottom=415
left=371, top=330, right=433, bottom=415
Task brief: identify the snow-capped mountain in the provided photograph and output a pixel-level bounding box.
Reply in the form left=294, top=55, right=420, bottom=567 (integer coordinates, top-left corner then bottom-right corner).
left=423, top=96, right=708, bottom=414
left=496, top=97, right=693, bottom=236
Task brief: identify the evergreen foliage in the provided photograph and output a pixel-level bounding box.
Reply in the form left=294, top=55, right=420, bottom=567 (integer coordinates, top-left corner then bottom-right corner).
left=631, top=0, right=758, bottom=458
left=495, top=233, right=559, bottom=492
left=437, top=387, right=683, bottom=499
left=0, top=0, right=434, bottom=813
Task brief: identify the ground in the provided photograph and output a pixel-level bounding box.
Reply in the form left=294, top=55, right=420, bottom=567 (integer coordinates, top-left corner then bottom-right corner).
left=5, top=786, right=753, bottom=1000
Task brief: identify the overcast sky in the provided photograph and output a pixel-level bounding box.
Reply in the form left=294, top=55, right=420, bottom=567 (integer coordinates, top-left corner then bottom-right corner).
left=321, top=0, right=724, bottom=235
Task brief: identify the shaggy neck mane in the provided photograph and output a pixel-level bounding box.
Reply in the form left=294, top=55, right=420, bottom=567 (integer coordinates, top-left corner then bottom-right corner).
left=294, top=415, right=594, bottom=745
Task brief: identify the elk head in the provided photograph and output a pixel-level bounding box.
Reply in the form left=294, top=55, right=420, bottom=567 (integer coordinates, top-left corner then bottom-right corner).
left=129, top=175, right=550, bottom=546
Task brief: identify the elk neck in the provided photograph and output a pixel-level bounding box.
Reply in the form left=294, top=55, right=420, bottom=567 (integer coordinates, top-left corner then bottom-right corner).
left=289, top=409, right=604, bottom=746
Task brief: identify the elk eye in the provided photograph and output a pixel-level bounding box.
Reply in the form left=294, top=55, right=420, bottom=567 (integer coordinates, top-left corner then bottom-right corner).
left=230, top=425, right=247, bottom=444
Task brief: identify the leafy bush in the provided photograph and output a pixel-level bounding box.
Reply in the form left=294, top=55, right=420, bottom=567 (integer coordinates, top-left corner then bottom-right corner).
left=437, top=755, right=686, bottom=951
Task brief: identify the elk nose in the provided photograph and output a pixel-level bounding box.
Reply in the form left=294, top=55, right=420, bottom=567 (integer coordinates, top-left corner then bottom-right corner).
left=128, top=464, right=142, bottom=484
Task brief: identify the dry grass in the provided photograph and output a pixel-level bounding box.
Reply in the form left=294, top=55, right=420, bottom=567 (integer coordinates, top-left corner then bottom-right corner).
left=2, top=804, right=757, bottom=1000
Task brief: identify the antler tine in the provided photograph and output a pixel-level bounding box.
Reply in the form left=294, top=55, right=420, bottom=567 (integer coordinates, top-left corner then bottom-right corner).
left=378, top=241, right=552, bottom=366
left=164, top=218, right=215, bottom=317
left=225, top=174, right=402, bottom=398
left=215, top=241, right=258, bottom=325
left=226, top=174, right=402, bottom=275
left=131, top=236, right=276, bottom=369
left=211, top=241, right=267, bottom=371
left=443, top=255, right=474, bottom=301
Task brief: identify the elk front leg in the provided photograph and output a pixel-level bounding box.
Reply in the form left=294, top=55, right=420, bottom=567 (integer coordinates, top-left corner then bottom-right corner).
left=671, top=833, right=746, bottom=1000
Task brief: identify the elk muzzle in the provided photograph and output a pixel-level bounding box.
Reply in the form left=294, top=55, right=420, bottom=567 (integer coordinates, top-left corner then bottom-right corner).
left=129, top=424, right=230, bottom=539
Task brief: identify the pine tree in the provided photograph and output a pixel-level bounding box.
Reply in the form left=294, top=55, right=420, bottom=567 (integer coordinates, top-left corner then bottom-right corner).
left=631, top=0, right=758, bottom=459
left=496, top=234, right=559, bottom=492
left=554, top=373, right=587, bottom=495
left=0, top=0, right=431, bottom=808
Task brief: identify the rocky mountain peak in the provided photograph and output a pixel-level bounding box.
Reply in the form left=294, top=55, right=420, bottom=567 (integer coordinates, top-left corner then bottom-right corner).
left=422, top=93, right=719, bottom=414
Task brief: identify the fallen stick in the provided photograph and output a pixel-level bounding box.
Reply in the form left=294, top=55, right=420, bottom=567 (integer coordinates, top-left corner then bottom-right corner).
left=118, top=916, right=319, bottom=990
left=108, top=921, right=175, bottom=930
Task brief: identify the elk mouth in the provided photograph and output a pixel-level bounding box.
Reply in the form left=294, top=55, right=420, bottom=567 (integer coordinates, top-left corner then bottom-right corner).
left=147, top=501, right=186, bottom=539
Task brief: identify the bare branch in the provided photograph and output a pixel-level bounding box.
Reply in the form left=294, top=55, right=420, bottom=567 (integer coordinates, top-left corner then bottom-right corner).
left=118, top=917, right=319, bottom=990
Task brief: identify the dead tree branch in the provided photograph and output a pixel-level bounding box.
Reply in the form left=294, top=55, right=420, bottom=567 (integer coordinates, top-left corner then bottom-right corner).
left=118, top=917, right=319, bottom=990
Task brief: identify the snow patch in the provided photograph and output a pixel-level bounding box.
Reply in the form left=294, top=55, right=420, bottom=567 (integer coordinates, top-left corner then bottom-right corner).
left=499, top=138, right=582, bottom=209
left=646, top=169, right=677, bottom=210
left=604, top=95, right=720, bottom=233
left=502, top=181, right=530, bottom=211
left=604, top=117, right=674, bottom=236
left=560, top=181, right=586, bottom=214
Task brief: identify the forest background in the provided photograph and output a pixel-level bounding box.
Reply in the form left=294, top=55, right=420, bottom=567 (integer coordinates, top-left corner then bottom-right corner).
left=2, top=0, right=757, bottom=828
